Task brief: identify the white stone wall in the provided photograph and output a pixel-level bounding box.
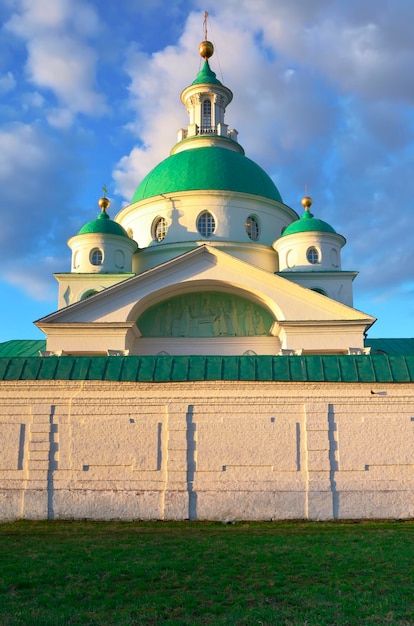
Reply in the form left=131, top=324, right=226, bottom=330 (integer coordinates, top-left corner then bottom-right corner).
left=0, top=380, right=413, bottom=521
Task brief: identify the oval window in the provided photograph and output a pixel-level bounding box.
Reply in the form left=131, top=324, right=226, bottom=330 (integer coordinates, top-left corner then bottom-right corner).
left=152, top=217, right=167, bottom=242
left=90, top=248, right=103, bottom=266
left=306, top=247, right=319, bottom=264
left=245, top=215, right=260, bottom=241
left=197, top=211, right=216, bottom=237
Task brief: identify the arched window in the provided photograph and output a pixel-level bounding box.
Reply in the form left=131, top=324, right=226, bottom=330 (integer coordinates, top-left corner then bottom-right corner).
left=202, top=100, right=212, bottom=132
left=306, top=246, right=319, bottom=264
left=152, top=216, right=167, bottom=242
left=81, top=289, right=98, bottom=300
left=90, top=248, right=103, bottom=266
left=245, top=215, right=260, bottom=241
left=197, top=211, right=216, bottom=237
left=311, top=287, right=327, bottom=296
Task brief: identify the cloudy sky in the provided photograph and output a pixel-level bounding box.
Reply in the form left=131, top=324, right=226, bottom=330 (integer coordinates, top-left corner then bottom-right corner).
left=1, top=0, right=413, bottom=341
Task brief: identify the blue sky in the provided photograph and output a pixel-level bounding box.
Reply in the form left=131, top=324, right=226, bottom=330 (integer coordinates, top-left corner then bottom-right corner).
left=0, top=0, right=413, bottom=341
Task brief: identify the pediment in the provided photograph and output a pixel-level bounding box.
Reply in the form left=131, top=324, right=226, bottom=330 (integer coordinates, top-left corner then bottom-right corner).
left=36, top=245, right=375, bottom=328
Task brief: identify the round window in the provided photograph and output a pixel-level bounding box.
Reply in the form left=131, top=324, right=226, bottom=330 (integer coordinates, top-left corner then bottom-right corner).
left=152, top=217, right=167, bottom=242
left=306, top=247, right=319, bottom=264
left=245, top=215, right=260, bottom=241
left=90, top=248, right=103, bottom=266
left=197, top=211, right=216, bottom=237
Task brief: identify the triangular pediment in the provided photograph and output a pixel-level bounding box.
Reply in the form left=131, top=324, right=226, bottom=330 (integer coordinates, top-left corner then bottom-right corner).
left=36, top=246, right=375, bottom=355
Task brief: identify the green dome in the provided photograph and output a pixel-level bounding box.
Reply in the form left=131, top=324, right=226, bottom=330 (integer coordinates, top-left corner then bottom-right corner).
left=192, top=60, right=222, bottom=85
left=282, top=210, right=336, bottom=236
left=131, top=147, right=283, bottom=203
left=78, top=211, right=130, bottom=237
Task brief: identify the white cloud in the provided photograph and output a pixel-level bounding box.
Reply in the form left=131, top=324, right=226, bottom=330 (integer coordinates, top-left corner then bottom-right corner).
left=0, top=122, right=78, bottom=297
left=5, top=0, right=107, bottom=127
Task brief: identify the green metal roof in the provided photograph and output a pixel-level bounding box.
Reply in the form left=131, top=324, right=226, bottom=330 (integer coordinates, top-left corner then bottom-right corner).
left=78, top=211, right=130, bottom=238
left=0, top=354, right=413, bottom=383
left=365, top=338, right=414, bottom=355
left=0, top=339, right=46, bottom=357
left=282, top=210, right=336, bottom=236
left=131, top=147, right=283, bottom=203
left=192, top=60, right=222, bottom=85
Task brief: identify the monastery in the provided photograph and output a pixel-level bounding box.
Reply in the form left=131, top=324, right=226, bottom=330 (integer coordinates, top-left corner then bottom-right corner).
left=0, top=36, right=413, bottom=521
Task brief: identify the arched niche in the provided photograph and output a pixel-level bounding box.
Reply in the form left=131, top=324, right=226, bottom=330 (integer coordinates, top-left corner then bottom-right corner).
left=137, top=291, right=274, bottom=338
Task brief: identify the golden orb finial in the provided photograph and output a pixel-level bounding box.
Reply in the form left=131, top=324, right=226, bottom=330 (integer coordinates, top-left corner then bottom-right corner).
left=98, top=185, right=110, bottom=212
left=98, top=196, right=110, bottom=211
left=301, top=196, right=312, bottom=211
left=199, top=39, right=214, bottom=60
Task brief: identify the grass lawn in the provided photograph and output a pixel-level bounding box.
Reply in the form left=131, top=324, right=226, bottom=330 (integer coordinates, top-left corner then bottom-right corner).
left=0, top=520, right=413, bottom=625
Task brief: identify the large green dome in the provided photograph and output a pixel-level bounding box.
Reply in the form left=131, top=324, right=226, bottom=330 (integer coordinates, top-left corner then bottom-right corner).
left=131, top=147, right=283, bottom=203
left=78, top=211, right=130, bottom=237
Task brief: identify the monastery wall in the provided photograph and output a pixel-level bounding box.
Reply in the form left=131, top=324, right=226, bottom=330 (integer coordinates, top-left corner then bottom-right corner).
left=0, top=379, right=413, bottom=522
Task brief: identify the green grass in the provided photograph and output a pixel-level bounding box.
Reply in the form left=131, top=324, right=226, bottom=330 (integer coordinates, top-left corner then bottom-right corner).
left=0, top=520, right=413, bottom=625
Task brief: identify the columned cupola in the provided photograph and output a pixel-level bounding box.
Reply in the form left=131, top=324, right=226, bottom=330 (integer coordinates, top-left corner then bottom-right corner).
left=175, top=39, right=241, bottom=153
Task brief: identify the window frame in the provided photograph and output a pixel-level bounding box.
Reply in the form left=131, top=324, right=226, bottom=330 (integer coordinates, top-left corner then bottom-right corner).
left=306, top=246, right=319, bottom=264
left=90, top=248, right=103, bottom=266
left=197, top=211, right=216, bottom=238
left=152, top=216, right=168, bottom=242
left=245, top=215, right=260, bottom=241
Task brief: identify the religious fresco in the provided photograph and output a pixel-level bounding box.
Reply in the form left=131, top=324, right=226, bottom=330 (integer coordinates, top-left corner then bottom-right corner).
left=137, top=292, right=273, bottom=338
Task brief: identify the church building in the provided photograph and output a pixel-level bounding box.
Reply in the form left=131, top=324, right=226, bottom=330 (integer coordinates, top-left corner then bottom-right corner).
left=0, top=38, right=413, bottom=522
left=35, top=39, right=375, bottom=358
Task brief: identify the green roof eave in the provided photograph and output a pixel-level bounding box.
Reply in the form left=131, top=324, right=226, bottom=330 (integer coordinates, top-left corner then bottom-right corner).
left=1, top=354, right=414, bottom=383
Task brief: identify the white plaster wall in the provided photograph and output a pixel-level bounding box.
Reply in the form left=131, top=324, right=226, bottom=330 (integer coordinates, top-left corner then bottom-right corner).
left=116, top=190, right=297, bottom=272
left=274, top=231, right=345, bottom=272
left=0, top=379, right=413, bottom=521
left=68, top=233, right=137, bottom=274
left=55, top=273, right=135, bottom=309
left=279, top=273, right=356, bottom=307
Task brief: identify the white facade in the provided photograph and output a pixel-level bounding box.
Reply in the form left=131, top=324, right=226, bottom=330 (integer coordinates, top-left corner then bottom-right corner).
left=37, top=44, right=375, bottom=355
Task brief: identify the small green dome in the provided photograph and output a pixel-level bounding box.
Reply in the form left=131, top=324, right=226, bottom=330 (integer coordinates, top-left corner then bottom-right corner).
left=132, top=147, right=283, bottom=203
left=282, top=210, right=336, bottom=236
left=192, top=60, right=222, bottom=85
left=78, top=211, right=130, bottom=238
